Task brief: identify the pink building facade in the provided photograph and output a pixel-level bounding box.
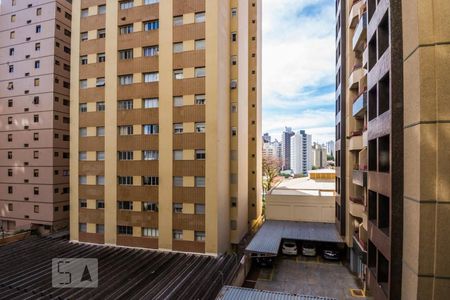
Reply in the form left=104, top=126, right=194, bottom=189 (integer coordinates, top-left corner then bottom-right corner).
left=0, top=0, right=71, bottom=233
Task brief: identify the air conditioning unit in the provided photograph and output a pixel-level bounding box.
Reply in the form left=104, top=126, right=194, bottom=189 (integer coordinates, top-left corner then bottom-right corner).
left=24, top=108, right=29, bottom=112
left=24, top=179, right=29, bottom=183
left=24, top=162, right=29, bottom=166
left=26, top=37, right=31, bottom=41
left=25, top=72, right=30, bottom=76
left=24, top=197, right=29, bottom=201
left=24, top=144, right=29, bottom=147
left=24, top=90, right=29, bottom=94
left=27, top=20, right=31, bottom=24
left=26, top=55, right=30, bottom=59
left=24, top=126, right=29, bottom=129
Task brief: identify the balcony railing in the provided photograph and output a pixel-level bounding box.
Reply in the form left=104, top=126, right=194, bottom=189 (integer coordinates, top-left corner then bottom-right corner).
left=352, top=169, right=367, bottom=187
left=352, top=233, right=367, bottom=264
left=353, top=12, right=367, bottom=51
left=353, top=92, right=367, bottom=118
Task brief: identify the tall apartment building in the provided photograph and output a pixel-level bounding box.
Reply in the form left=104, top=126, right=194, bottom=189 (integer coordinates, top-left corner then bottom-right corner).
left=0, top=0, right=72, bottom=233
left=290, top=130, right=312, bottom=176
left=281, top=126, right=294, bottom=170
left=70, top=0, right=262, bottom=255
left=262, top=139, right=282, bottom=160
left=312, top=142, right=327, bottom=169
left=336, top=0, right=450, bottom=299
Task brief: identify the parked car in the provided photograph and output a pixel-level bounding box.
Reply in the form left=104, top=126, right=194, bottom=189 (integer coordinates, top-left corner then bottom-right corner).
left=255, top=257, right=274, bottom=268
left=322, top=248, right=340, bottom=261
left=281, top=240, right=298, bottom=256
left=301, top=243, right=317, bottom=257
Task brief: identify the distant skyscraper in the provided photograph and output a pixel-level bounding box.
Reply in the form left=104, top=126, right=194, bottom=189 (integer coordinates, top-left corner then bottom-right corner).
left=290, top=130, right=312, bottom=175
left=262, top=139, right=282, bottom=160
left=281, top=127, right=295, bottom=170
left=262, top=133, right=271, bottom=143
left=326, top=140, right=335, bottom=157
left=312, top=143, right=327, bottom=169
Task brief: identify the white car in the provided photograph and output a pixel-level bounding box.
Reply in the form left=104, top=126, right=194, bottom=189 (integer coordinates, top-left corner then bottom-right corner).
left=301, top=243, right=317, bottom=257
left=281, top=240, right=298, bottom=256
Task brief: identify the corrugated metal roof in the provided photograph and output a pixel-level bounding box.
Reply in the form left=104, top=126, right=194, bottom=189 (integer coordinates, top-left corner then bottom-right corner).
left=216, top=286, right=337, bottom=300
left=245, top=220, right=344, bottom=255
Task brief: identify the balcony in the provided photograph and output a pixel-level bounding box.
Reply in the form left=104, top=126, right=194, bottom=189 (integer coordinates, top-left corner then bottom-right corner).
left=349, top=134, right=363, bottom=151
left=349, top=196, right=364, bottom=218
left=352, top=169, right=367, bottom=187
left=352, top=12, right=367, bottom=51
left=352, top=233, right=367, bottom=264
left=353, top=92, right=367, bottom=118
left=362, top=46, right=368, bottom=68
left=363, top=130, right=368, bottom=147
left=349, top=1, right=364, bottom=29
left=348, top=65, right=365, bottom=90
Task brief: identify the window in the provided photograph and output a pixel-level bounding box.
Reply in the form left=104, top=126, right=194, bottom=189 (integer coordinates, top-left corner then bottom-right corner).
left=79, top=127, right=87, bottom=137
left=118, top=151, right=133, bottom=161
left=173, top=96, right=183, bottom=107
left=97, top=29, right=106, bottom=39
left=173, top=150, right=183, bottom=160
left=96, top=176, right=105, bottom=185
left=173, top=123, right=183, bottom=134
left=8, top=99, right=13, bottom=107
left=119, top=125, right=133, bottom=136
left=195, top=12, right=205, bottom=23
left=142, top=228, right=159, bottom=237
left=79, top=176, right=87, bottom=185
left=144, top=20, right=159, bottom=31
left=79, top=103, right=87, bottom=112
left=119, top=75, right=133, bottom=85
left=96, top=200, right=105, bottom=209
left=195, top=39, right=205, bottom=50
left=96, top=224, right=104, bottom=234
left=195, top=123, right=206, bottom=133
left=231, top=55, right=237, bottom=65
left=174, top=69, right=183, bottom=80
left=7, top=134, right=12, bottom=142
left=80, top=56, right=88, bottom=65
left=96, top=101, right=105, bottom=111
left=80, top=199, right=87, bottom=208
left=143, top=45, right=159, bottom=57
left=195, top=67, right=206, bottom=78
left=195, top=204, right=205, bottom=214
left=231, top=80, right=237, bottom=89
left=195, top=94, right=206, bottom=105
left=81, top=9, right=88, bottom=17
left=144, top=0, right=159, bottom=4
left=33, top=96, right=40, bottom=104
left=36, top=25, right=41, bottom=33
left=144, top=72, right=159, bottom=83
left=9, top=65, right=14, bottom=73
left=34, top=114, right=40, bottom=123
left=36, top=43, right=41, bottom=51
left=34, top=133, right=39, bottom=141
left=143, top=98, right=158, bottom=108
left=8, top=186, right=13, bottom=194
left=118, top=176, right=133, bottom=185
left=118, top=226, right=133, bottom=235
left=80, top=79, right=88, bottom=89
left=119, top=24, right=133, bottom=35
left=118, top=201, right=133, bottom=210
left=97, top=53, right=106, bottom=63
left=8, top=169, right=13, bottom=176
left=80, top=32, right=88, bottom=41
left=195, top=150, right=206, bottom=160
left=11, top=15, right=16, bottom=22
left=33, top=151, right=39, bottom=159
left=142, top=202, right=158, bottom=212
left=231, top=32, right=237, bottom=42
left=9, top=48, right=14, bottom=56
left=79, top=152, right=87, bottom=161
left=173, top=42, right=183, bottom=53
left=195, top=176, right=205, bottom=187
left=96, top=127, right=105, bottom=136
left=35, top=61, right=40, bottom=69
left=173, top=177, right=183, bottom=187
left=119, top=1, right=134, bottom=10
left=143, top=150, right=158, bottom=160
left=7, top=82, right=13, bottom=90
left=195, top=231, right=205, bottom=241
left=10, top=31, right=15, bottom=39
left=79, top=223, right=87, bottom=233
left=98, top=5, right=106, bottom=15
left=118, top=100, right=133, bottom=110
left=96, top=77, right=105, bottom=87
left=119, top=49, right=133, bottom=60
left=173, top=16, right=183, bottom=26
left=231, top=8, right=237, bottom=17
left=143, top=176, right=159, bottom=186
left=143, top=124, right=159, bottom=135
left=173, top=230, right=183, bottom=240
left=34, top=78, right=40, bottom=86
left=173, top=203, right=183, bottom=213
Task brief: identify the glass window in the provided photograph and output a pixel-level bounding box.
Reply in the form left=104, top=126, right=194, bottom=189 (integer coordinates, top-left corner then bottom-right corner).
left=142, top=202, right=158, bottom=212
left=119, top=24, right=133, bottom=34
left=144, top=72, right=159, bottom=82
left=195, top=231, right=205, bottom=241
left=80, top=32, right=88, bottom=41
left=81, top=9, right=89, bottom=17
left=96, top=102, right=105, bottom=111
left=195, top=176, right=205, bottom=187
left=174, top=69, right=183, bottom=80
left=96, top=176, right=105, bottom=185
left=80, top=55, right=88, bottom=65
left=173, top=177, right=183, bottom=187
left=79, top=128, right=87, bottom=137
left=195, top=94, right=206, bottom=105
left=143, top=124, right=159, bottom=135
left=118, top=151, right=133, bottom=161
left=173, top=203, right=183, bottom=213
left=118, top=176, right=133, bottom=185
left=79, top=152, right=87, bottom=161
left=195, top=12, right=205, bottom=23
left=173, top=96, right=183, bottom=107
left=195, top=67, right=206, bottom=77
left=195, top=150, right=206, bottom=160
left=96, top=77, right=105, bottom=87
left=195, top=123, right=206, bottom=133
left=79, top=103, right=87, bottom=112
left=119, top=75, right=133, bottom=85
left=96, top=200, right=104, bottom=209
left=142, top=227, right=159, bottom=237
left=143, top=98, right=158, bottom=108
left=144, top=0, right=159, bottom=4
left=144, top=20, right=159, bottom=31
left=143, top=150, right=158, bottom=160
left=195, top=39, right=205, bottom=50
left=119, top=49, right=133, bottom=60
left=98, top=5, right=106, bottom=14
left=118, top=201, right=133, bottom=210
left=97, top=29, right=106, bottom=38
left=117, top=226, right=133, bottom=235
left=97, top=151, right=105, bottom=161
left=231, top=8, right=237, bottom=17
left=142, top=176, right=159, bottom=186
left=119, top=125, right=133, bottom=135
left=118, top=100, right=133, bottom=110
left=79, top=176, right=87, bottom=184
left=173, top=230, right=183, bottom=240
left=79, top=223, right=87, bottom=232
left=173, top=123, right=183, bottom=134
left=96, top=127, right=105, bottom=136
left=96, top=224, right=104, bottom=233
left=173, top=42, right=183, bottom=53
left=80, top=199, right=87, bottom=208
left=173, top=16, right=183, bottom=26
left=120, top=1, right=134, bottom=10
left=143, top=45, right=159, bottom=57
left=173, top=150, right=183, bottom=160
left=195, top=204, right=205, bottom=214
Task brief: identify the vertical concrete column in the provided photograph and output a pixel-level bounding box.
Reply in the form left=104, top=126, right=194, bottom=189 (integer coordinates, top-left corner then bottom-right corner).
left=158, top=0, right=174, bottom=251
left=69, top=0, right=81, bottom=242
left=104, top=1, right=119, bottom=245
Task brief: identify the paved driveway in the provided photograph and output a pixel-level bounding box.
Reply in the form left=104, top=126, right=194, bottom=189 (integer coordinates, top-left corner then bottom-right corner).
left=254, top=256, right=369, bottom=300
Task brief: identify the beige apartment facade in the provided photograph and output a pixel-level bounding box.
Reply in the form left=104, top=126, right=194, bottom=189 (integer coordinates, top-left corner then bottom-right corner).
left=336, top=0, right=450, bottom=299
left=0, top=0, right=72, bottom=233
left=70, top=0, right=262, bottom=255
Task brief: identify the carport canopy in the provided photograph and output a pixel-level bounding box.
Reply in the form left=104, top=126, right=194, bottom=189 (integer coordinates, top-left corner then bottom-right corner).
left=245, top=220, right=344, bottom=256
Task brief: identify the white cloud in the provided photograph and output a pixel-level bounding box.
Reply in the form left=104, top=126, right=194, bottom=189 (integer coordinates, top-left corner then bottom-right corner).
left=262, top=0, right=335, bottom=143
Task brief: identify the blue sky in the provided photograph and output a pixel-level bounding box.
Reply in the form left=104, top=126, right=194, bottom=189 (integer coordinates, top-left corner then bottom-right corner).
left=262, top=0, right=335, bottom=143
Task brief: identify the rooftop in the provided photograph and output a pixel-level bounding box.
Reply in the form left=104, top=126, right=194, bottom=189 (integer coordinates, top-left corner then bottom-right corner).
left=0, top=235, right=239, bottom=300
left=216, top=286, right=337, bottom=300
left=270, top=177, right=335, bottom=197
